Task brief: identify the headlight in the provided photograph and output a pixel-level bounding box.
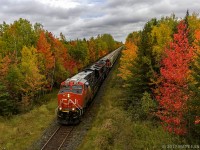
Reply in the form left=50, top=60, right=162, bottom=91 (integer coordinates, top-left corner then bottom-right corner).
left=72, top=108, right=75, bottom=111
left=67, top=93, right=70, bottom=98
left=59, top=107, right=62, bottom=111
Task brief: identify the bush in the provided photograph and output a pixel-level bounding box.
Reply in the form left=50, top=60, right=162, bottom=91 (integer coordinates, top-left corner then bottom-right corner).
left=141, top=91, right=157, bottom=119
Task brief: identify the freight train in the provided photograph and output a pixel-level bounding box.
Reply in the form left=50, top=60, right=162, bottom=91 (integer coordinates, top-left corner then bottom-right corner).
left=57, top=47, right=122, bottom=124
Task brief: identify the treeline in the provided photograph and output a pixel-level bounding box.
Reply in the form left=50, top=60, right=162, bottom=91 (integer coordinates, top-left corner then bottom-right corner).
left=0, top=18, right=121, bottom=116
left=118, top=11, right=200, bottom=142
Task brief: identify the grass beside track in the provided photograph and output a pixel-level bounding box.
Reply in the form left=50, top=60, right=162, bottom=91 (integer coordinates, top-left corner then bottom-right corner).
left=0, top=90, right=58, bottom=150
left=78, top=62, right=186, bottom=150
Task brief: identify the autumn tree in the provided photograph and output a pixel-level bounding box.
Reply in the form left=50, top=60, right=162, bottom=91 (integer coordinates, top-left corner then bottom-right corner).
left=19, top=46, right=45, bottom=110
left=88, top=37, right=96, bottom=63
left=0, top=55, right=14, bottom=115
left=0, top=18, right=121, bottom=116
left=0, top=52, right=23, bottom=115
left=184, top=10, right=200, bottom=45
left=151, top=15, right=177, bottom=64
left=37, top=31, right=54, bottom=89
left=118, top=40, right=138, bottom=87
left=126, top=31, right=140, bottom=45
left=0, top=18, right=36, bottom=56
left=94, top=36, right=107, bottom=59
left=47, top=32, right=77, bottom=84
left=156, top=21, right=193, bottom=135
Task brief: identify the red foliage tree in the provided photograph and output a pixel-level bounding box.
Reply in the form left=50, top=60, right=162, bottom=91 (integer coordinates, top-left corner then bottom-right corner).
left=37, top=31, right=54, bottom=70
left=37, top=31, right=54, bottom=89
left=47, top=32, right=77, bottom=75
left=156, top=21, right=193, bottom=135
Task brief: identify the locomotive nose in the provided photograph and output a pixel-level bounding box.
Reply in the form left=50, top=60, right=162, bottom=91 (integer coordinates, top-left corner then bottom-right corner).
left=58, top=92, right=81, bottom=111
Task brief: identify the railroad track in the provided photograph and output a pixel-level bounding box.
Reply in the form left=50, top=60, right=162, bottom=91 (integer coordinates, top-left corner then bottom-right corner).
left=41, top=125, right=74, bottom=150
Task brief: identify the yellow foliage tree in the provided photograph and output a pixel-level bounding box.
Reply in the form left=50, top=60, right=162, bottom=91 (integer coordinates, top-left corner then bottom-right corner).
left=118, top=41, right=137, bottom=86
left=151, top=21, right=173, bottom=63
left=188, top=13, right=200, bottom=42
left=20, top=46, right=45, bottom=109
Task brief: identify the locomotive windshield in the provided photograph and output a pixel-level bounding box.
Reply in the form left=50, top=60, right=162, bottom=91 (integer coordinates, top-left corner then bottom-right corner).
left=72, top=85, right=83, bottom=94
left=59, top=85, right=70, bottom=93
left=59, top=84, right=83, bottom=94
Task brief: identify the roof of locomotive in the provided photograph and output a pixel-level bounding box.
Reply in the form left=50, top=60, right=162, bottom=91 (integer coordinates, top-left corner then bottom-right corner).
left=64, top=70, right=93, bottom=84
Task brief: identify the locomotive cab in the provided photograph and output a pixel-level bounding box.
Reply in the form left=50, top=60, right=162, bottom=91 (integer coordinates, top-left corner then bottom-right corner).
left=57, top=78, right=92, bottom=124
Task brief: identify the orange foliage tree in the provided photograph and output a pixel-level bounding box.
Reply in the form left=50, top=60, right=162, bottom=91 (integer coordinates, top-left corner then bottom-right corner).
left=0, top=55, right=11, bottom=80
left=118, top=41, right=137, bottom=86
left=47, top=32, right=77, bottom=84
left=37, top=31, right=54, bottom=89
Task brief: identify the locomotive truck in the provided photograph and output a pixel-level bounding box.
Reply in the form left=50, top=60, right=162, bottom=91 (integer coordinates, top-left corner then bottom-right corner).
left=57, top=47, right=122, bottom=124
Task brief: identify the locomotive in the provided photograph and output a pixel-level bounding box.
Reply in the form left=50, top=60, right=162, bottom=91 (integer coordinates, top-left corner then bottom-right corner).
left=57, top=47, right=122, bottom=124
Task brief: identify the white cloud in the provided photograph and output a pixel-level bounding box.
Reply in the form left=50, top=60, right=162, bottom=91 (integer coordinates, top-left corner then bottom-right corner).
left=0, top=0, right=200, bottom=42
left=36, top=0, right=80, bottom=9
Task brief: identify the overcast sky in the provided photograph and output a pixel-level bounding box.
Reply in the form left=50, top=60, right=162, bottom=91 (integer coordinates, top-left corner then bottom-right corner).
left=0, top=0, right=199, bottom=42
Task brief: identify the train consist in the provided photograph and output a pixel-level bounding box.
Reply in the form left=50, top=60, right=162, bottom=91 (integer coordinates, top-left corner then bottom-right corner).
left=57, top=47, right=122, bottom=124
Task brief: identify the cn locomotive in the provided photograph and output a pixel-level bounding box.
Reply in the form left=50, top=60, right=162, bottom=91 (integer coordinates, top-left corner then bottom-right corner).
left=57, top=47, right=122, bottom=124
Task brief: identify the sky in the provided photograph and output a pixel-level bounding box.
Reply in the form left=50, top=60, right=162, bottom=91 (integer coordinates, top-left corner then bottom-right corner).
left=0, top=0, right=199, bottom=42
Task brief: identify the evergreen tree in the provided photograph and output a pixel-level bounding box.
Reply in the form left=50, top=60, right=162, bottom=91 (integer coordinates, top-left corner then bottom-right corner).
left=129, top=18, right=158, bottom=103
left=68, top=40, right=89, bottom=66
left=0, top=83, right=15, bottom=116
left=187, top=28, right=200, bottom=139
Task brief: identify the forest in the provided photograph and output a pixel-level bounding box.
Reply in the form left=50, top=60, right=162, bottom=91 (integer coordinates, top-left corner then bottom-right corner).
left=0, top=18, right=121, bottom=116
left=1, top=11, right=200, bottom=146
left=118, top=11, right=200, bottom=141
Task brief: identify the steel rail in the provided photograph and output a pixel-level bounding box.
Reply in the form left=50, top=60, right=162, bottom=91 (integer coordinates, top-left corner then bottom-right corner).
left=40, top=126, right=74, bottom=150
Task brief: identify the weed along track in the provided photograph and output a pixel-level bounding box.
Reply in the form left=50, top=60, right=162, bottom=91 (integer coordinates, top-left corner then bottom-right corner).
left=41, top=125, right=74, bottom=150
